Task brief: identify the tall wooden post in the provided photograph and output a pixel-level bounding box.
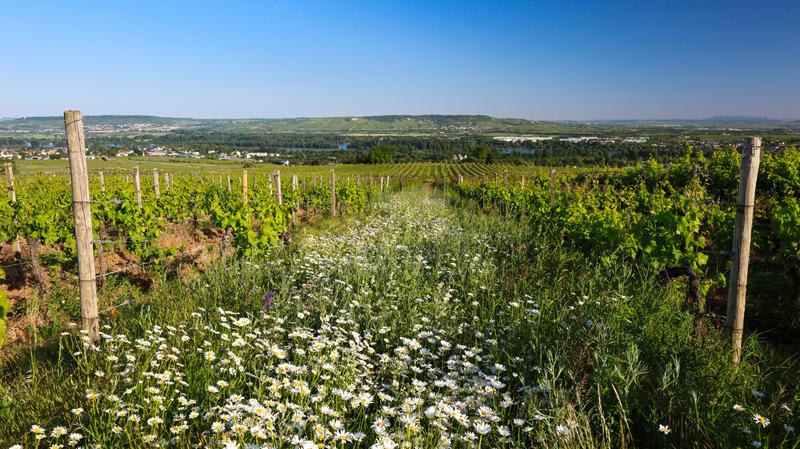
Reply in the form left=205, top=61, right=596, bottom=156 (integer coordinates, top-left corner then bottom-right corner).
left=153, top=169, right=160, bottom=199
left=727, top=137, right=761, bottom=364
left=64, top=110, right=99, bottom=342
left=549, top=169, right=557, bottom=208
left=4, top=163, right=15, bottom=203
left=521, top=176, right=526, bottom=187
left=292, top=174, right=299, bottom=191
left=242, top=170, right=248, bottom=205
left=226, top=173, right=231, bottom=192
left=380, top=176, right=385, bottom=192
left=133, top=167, right=142, bottom=208
left=99, top=171, right=105, bottom=195
left=330, top=168, right=337, bottom=218
left=458, top=174, right=463, bottom=185
left=4, top=162, right=20, bottom=254
left=274, top=170, right=282, bottom=205
left=503, top=169, right=509, bottom=187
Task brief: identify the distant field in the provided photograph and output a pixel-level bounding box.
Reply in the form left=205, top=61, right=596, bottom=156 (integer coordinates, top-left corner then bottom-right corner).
left=12, top=157, right=593, bottom=181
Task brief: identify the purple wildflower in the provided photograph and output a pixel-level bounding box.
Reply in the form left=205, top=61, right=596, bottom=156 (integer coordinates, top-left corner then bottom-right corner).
left=262, top=291, right=276, bottom=310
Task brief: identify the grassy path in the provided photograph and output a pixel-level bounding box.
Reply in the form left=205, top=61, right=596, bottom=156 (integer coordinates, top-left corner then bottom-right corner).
left=1, top=191, right=798, bottom=448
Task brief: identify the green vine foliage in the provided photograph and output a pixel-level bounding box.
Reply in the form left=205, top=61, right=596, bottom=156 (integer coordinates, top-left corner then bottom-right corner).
left=455, top=148, right=800, bottom=298
left=0, top=173, right=378, bottom=266
left=0, top=268, right=9, bottom=347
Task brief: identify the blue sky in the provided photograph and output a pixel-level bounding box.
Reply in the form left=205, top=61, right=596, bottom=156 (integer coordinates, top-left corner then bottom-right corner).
left=2, top=0, right=798, bottom=119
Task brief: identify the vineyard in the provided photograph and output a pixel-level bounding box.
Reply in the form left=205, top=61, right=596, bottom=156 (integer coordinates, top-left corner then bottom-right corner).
left=1, top=126, right=800, bottom=448
left=0, top=162, right=384, bottom=349
left=13, top=159, right=594, bottom=182
left=453, top=145, right=800, bottom=341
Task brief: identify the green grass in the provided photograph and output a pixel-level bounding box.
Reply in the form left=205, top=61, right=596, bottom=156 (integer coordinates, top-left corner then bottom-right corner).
left=1, top=190, right=798, bottom=448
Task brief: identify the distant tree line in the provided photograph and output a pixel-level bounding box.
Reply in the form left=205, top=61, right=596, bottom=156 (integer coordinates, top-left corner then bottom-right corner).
left=2, top=131, right=797, bottom=167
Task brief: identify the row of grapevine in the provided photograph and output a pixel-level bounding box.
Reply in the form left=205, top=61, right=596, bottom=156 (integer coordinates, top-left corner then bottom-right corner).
left=452, top=145, right=800, bottom=340
left=1, top=169, right=387, bottom=261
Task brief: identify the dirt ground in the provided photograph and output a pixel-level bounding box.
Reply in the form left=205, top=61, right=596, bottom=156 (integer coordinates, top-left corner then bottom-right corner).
left=0, top=220, right=226, bottom=348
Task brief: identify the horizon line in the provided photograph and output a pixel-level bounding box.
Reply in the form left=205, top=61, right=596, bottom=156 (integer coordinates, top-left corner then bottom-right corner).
left=2, top=114, right=798, bottom=122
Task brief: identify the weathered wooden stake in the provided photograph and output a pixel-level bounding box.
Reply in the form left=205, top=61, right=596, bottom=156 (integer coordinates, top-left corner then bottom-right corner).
left=226, top=173, right=231, bottom=192
left=549, top=169, right=557, bottom=208
left=97, top=223, right=107, bottom=287
left=503, top=169, right=509, bottom=187
left=458, top=174, right=463, bottom=185
left=274, top=170, right=283, bottom=205
left=27, top=239, right=47, bottom=293
left=242, top=170, right=249, bottom=205
left=64, top=110, right=99, bottom=342
left=99, top=171, right=105, bottom=195
left=727, top=137, right=761, bottom=365
left=292, top=174, right=299, bottom=191
left=521, top=176, right=526, bottom=187
left=4, top=163, right=20, bottom=254
left=330, top=169, right=337, bottom=218
left=4, top=162, right=16, bottom=203
left=380, top=176, right=385, bottom=192
left=153, top=169, right=160, bottom=199
left=133, top=166, right=142, bottom=208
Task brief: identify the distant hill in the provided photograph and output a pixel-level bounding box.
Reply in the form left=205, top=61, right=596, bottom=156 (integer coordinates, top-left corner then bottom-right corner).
left=0, top=115, right=549, bottom=134
left=1, top=114, right=798, bottom=134
left=702, top=116, right=775, bottom=123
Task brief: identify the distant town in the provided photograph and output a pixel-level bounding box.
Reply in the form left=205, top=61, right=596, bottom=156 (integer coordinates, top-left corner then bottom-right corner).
left=0, top=144, right=291, bottom=165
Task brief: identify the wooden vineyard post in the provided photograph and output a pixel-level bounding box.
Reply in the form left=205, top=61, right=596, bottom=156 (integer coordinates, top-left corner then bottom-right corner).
left=4, top=162, right=16, bottom=203
left=292, top=174, right=299, bottom=191
left=134, top=166, right=142, bottom=208
left=64, top=110, right=99, bottom=342
left=153, top=169, right=160, bottom=199
left=727, top=137, right=761, bottom=365
left=274, top=170, right=283, bottom=205
left=242, top=170, right=249, bottom=206
left=330, top=169, right=337, bottom=218
left=387, top=176, right=391, bottom=189
left=503, top=169, right=509, bottom=187
left=521, top=176, right=526, bottom=187
left=458, top=174, right=463, bottom=185
left=99, top=171, right=105, bottom=194
left=4, top=162, right=20, bottom=255
left=549, top=169, right=557, bottom=208
left=227, top=173, right=231, bottom=192
left=380, top=176, right=385, bottom=192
